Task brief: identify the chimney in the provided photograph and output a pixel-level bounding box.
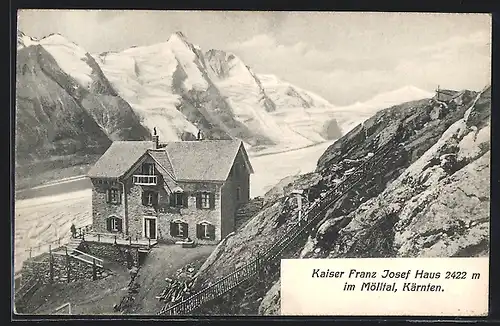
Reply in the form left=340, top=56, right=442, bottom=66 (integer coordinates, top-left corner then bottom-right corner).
left=152, top=127, right=159, bottom=149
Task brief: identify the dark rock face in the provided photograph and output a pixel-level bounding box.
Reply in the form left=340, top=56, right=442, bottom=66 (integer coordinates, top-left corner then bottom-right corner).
left=15, top=45, right=112, bottom=166
left=258, top=88, right=490, bottom=314
left=15, top=42, right=151, bottom=183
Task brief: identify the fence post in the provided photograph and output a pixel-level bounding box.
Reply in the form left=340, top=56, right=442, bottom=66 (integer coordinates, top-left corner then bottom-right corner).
left=49, top=245, right=53, bottom=283
left=65, top=247, right=70, bottom=283
left=129, top=237, right=132, bottom=246
left=29, top=247, right=32, bottom=259
left=92, top=258, right=97, bottom=281
left=98, top=234, right=101, bottom=242
left=148, top=238, right=151, bottom=249
left=114, top=235, right=117, bottom=245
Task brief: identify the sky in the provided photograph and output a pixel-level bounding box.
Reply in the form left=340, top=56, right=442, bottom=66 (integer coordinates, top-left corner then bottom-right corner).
left=17, top=10, right=492, bottom=105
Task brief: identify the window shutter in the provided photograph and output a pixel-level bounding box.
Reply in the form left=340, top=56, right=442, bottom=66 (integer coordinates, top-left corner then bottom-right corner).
left=182, top=194, right=188, bottom=208
left=106, top=218, right=112, bottom=232
left=196, top=193, right=201, bottom=209
left=119, top=190, right=122, bottom=204
left=153, top=192, right=159, bottom=206
left=106, top=189, right=110, bottom=203
left=169, top=194, right=175, bottom=207
left=209, top=193, right=215, bottom=209
left=182, top=222, right=189, bottom=237
left=117, top=218, right=123, bottom=232
left=169, top=222, right=176, bottom=236
left=207, top=224, right=216, bottom=240
left=196, top=224, right=203, bottom=239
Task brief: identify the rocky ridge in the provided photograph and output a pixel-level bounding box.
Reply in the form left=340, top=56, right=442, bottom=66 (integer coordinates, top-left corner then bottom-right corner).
left=185, top=86, right=490, bottom=315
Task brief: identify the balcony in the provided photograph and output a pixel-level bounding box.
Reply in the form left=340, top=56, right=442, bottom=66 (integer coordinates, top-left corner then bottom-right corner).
left=133, top=175, right=158, bottom=186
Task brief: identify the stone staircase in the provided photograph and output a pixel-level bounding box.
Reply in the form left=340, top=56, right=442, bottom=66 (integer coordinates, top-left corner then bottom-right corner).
left=235, top=197, right=265, bottom=230
left=66, top=238, right=83, bottom=253
left=62, top=238, right=104, bottom=268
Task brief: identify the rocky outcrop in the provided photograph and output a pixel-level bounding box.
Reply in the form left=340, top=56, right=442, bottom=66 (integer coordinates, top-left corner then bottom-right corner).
left=258, top=87, right=490, bottom=314
left=312, top=86, right=490, bottom=260
left=258, top=279, right=281, bottom=315
left=188, top=85, right=489, bottom=316
left=15, top=39, right=151, bottom=165
left=15, top=45, right=112, bottom=165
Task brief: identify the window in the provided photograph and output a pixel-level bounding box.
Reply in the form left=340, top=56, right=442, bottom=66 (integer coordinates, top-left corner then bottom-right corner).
left=142, top=163, right=155, bottom=175
left=197, top=222, right=215, bottom=240
left=107, top=188, right=121, bottom=204
left=236, top=187, right=241, bottom=201
left=196, top=192, right=214, bottom=209
left=106, top=216, right=123, bottom=233
left=170, top=221, right=188, bottom=238
left=142, top=191, right=158, bottom=206
left=170, top=192, right=187, bottom=208
left=201, top=193, right=210, bottom=209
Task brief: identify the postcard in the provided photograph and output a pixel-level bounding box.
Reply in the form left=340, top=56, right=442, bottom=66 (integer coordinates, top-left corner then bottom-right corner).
left=13, top=10, right=491, bottom=317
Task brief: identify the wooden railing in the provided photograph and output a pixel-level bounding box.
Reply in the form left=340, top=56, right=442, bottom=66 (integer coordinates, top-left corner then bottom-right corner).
left=16, top=224, right=92, bottom=262
left=133, top=175, right=158, bottom=186
left=74, top=225, right=92, bottom=239
left=159, top=139, right=397, bottom=315
left=81, top=232, right=156, bottom=249
left=66, top=246, right=104, bottom=268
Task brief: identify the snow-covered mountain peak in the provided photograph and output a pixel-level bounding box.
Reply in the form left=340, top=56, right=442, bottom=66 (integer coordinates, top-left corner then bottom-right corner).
left=17, top=30, right=39, bottom=49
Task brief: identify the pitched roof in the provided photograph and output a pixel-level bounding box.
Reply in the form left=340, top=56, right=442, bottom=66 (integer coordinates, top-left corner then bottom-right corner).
left=87, top=141, right=154, bottom=178
left=436, top=89, right=458, bottom=96
left=148, top=150, right=175, bottom=179
left=147, top=150, right=177, bottom=190
left=165, top=140, right=252, bottom=182
left=87, top=139, right=253, bottom=183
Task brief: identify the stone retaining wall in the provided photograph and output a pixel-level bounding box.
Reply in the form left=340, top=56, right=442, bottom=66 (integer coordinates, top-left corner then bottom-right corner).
left=19, top=251, right=104, bottom=286
left=80, top=241, right=139, bottom=268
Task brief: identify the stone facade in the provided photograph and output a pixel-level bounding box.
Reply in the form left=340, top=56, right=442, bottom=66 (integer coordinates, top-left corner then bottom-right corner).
left=91, top=178, right=125, bottom=234
left=90, top=148, right=251, bottom=245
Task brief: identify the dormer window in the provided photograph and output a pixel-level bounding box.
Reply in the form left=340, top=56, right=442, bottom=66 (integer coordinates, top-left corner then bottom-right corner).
left=200, top=193, right=210, bottom=209
left=196, top=192, right=215, bottom=209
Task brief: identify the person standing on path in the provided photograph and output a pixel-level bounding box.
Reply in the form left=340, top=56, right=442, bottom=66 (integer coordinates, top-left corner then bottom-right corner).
left=70, top=223, right=76, bottom=238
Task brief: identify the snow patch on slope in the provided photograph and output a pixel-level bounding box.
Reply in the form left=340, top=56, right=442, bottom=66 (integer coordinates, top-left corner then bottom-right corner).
left=207, top=52, right=318, bottom=149
left=38, top=34, right=94, bottom=88
left=95, top=38, right=200, bottom=141
left=258, top=74, right=339, bottom=143
left=17, top=31, right=38, bottom=49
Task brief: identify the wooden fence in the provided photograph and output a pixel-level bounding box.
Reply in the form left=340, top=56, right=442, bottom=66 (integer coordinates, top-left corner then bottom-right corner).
left=159, top=139, right=397, bottom=315
left=75, top=227, right=157, bottom=248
